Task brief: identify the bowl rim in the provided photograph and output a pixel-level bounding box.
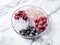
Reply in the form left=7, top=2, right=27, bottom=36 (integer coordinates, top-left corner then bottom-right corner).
left=11, top=5, right=49, bottom=39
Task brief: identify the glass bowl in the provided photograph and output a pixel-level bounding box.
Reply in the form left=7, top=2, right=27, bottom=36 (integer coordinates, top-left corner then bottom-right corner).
left=11, top=5, right=48, bottom=39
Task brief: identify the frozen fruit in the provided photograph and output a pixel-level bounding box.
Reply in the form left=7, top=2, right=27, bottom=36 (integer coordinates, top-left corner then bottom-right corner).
left=23, top=16, right=27, bottom=21
left=28, top=33, right=32, bottom=37
left=15, top=13, right=18, bottom=15
left=43, top=23, right=48, bottom=27
left=43, top=16, right=47, bottom=20
left=28, top=26, right=35, bottom=30
left=34, top=19, right=39, bottom=23
left=22, top=13, right=27, bottom=17
left=39, top=21, right=43, bottom=25
left=18, top=10, right=25, bottom=13
left=39, top=16, right=44, bottom=21
left=37, top=25, right=42, bottom=30
left=14, top=15, right=20, bottom=20
left=39, top=29, right=44, bottom=32
left=35, top=23, right=38, bottom=27
left=14, top=10, right=28, bottom=21
left=34, top=16, right=48, bottom=32
left=19, top=26, right=39, bottom=37
left=42, top=19, right=47, bottom=23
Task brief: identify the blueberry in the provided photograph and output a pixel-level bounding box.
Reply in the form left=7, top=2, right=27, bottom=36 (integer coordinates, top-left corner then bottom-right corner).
left=28, top=26, right=34, bottom=30
left=31, top=30, right=34, bottom=33
left=35, top=32, right=39, bottom=35
left=29, top=33, right=33, bottom=37
left=24, top=33, right=27, bottom=36
left=26, top=30, right=30, bottom=34
left=32, top=27, right=36, bottom=31
left=19, top=26, right=40, bottom=37
left=20, top=30, right=23, bottom=32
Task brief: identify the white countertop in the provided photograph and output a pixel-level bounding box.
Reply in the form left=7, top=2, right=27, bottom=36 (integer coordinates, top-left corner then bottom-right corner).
left=0, top=0, right=60, bottom=45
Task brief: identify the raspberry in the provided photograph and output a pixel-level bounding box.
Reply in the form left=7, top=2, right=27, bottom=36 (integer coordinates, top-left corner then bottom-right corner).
left=15, top=13, right=18, bottom=16
left=39, top=29, right=44, bottom=32
left=39, top=21, right=43, bottom=25
left=22, top=13, right=27, bottom=17
left=43, top=23, right=48, bottom=28
left=23, top=16, right=27, bottom=21
left=37, top=25, right=42, bottom=30
left=39, top=27, right=45, bottom=32
left=35, top=23, right=38, bottom=27
left=34, top=19, right=39, bottom=23
left=14, top=15, right=20, bottom=20
left=39, top=16, right=44, bottom=21
left=18, top=11, right=26, bottom=16
left=43, top=16, right=47, bottom=20
left=42, top=17, right=47, bottom=23
left=42, top=19, right=47, bottom=23
left=18, top=10, right=27, bottom=21
left=34, top=16, right=48, bottom=32
left=14, top=10, right=28, bottom=21
left=18, top=10, right=25, bottom=13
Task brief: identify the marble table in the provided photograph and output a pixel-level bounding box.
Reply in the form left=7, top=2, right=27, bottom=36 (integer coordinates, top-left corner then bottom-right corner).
left=0, top=0, right=60, bottom=45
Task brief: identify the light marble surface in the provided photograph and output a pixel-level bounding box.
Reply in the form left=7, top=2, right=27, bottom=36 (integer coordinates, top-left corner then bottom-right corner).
left=0, top=0, right=60, bottom=45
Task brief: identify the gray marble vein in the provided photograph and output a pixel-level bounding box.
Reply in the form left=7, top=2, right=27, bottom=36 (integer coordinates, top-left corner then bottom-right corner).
left=0, top=0, right=60, bottom=45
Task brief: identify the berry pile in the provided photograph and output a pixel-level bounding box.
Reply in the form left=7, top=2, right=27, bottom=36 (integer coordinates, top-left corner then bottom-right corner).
left=19, top=26, right=39, bottom=37
left=14, top=10, right=27, bottom=21
left=14, top=10, right=48, bottom=37
left=34, top=16, right=48, bottom=32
